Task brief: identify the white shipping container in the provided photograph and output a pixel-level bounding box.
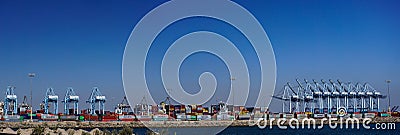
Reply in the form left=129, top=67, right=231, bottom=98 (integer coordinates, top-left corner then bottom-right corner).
left=153, top=115, right=169, bottom=121
left=176, top=115, right=186, bottom=121
left=197, top=115, right=203, bottom=121
left=136, top=115, right=152, bottom=121
left=297, top=114, right=307, bottom=119
left=353, top=114, right=362, bottom=118
left=328, top=114, right=338, bottom=118
left=364, top=113, right=376, bottom=118
left=202, top=115, right=212, bottom=120
left=60, top=115, right=77, bottom=120
left=217, top=114, right=233, bottom=121
left=118, top=115, right=135, bottom=119
left=268, top=114, right=280, bottom=119
left=285, top=114, right=294, bottom=119
left=41, top=114, right=58, bottom=119
left=314, top=114, right=325, bottom=119
left=4, top=115, right=20, bottom=119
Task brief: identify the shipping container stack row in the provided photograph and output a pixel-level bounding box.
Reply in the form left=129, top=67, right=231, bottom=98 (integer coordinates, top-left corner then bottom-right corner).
left=1, top=103, right=400, bottom=122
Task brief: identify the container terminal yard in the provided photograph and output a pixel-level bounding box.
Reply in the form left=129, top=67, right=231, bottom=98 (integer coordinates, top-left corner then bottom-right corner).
left=0, top=79, right=398, bottom=135
left=0, top=79, right=398, bottom=123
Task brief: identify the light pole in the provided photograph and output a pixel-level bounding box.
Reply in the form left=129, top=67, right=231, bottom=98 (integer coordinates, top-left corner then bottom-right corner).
left=230, top=77, right=236, bottom=120
left=28, top=73, right=35, bottom=122
left=386, top=80, right=391, bottom=112
left=166, top=89, right=172, bottom=117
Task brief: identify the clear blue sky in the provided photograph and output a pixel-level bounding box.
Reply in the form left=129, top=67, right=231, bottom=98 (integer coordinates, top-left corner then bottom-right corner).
left=0, top=0, right=399, bottom=112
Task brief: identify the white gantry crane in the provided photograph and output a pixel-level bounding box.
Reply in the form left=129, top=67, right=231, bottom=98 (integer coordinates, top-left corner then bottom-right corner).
left=313, top=80, right=330, bottom=113
left=321, top=79, right=337, bottom=113
left=296, top=79, right=312, bottom=112
left=356, top=83, right=366, bottom=112
left=286, top=82, right=301, bottom=113
left=272, top=82, right=300, bottom=113
left=337, top=80, right=350, bottom=112
left=274, top=79, right=386, bottom=114
left=4, top=86, right=17, bottom=115
left=329, top=79, right=344, bottom=112
left=305, top=79, right=323, bottom=113
left=372, top=88, right=383, bottom=112
left=43, top=88, right=58, bottom=114
left=346, top=82, right=358, bottom=112
left=62, top=87, right=79, bottom=115
left=86, top=87, right=106, bottom=115
left=363, top=83, right=383, bottom=112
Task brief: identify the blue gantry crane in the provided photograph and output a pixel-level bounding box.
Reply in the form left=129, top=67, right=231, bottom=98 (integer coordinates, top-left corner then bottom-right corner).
left=4, top=86, right=18, bottom=115
left=62, top=87, right=79, bottom=115
left=43, top=88, right=58, bottom=114
left=86, top=87, right=106, bottom=115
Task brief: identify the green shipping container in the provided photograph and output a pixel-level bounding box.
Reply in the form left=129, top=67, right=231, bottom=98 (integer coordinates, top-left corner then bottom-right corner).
left=380, top=113, right=391, bottom=117
left=79, top=116, right=84, bottom=121
left=28, top=114, right=37, bottom=117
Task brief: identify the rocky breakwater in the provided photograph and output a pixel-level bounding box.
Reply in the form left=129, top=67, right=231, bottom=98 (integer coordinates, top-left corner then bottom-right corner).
left=0, top=118, right=399, bottom=134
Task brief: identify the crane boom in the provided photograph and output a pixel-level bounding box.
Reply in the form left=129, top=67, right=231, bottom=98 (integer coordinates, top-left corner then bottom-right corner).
left=286, top=82, right=297, bottom=95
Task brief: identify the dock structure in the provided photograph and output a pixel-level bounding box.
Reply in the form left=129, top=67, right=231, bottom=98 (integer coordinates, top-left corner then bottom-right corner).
left=0, top=82, right=398, bottom=122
